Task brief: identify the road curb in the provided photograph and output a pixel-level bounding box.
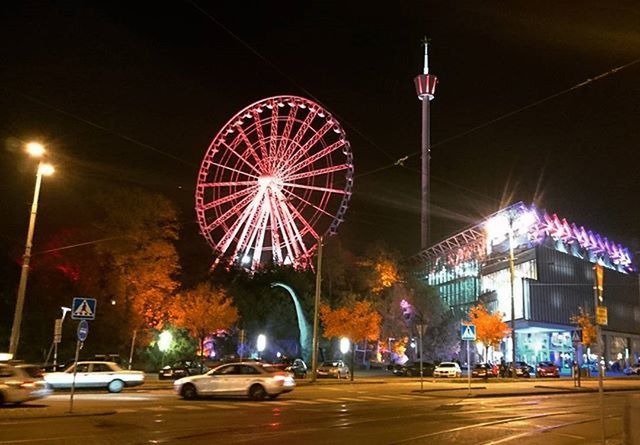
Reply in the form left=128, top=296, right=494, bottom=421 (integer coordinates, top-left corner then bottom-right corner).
left=0, top=410, right=116, bottom=421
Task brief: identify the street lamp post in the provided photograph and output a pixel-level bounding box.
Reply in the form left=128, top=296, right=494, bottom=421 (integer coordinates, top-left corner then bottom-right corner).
left=9, top=143, right=54, bottom=356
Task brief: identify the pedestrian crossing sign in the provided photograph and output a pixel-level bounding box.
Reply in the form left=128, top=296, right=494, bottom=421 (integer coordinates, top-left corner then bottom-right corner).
left=461, top=324, right=476, bottom=341
left=71, top=297, right=97, bottom=320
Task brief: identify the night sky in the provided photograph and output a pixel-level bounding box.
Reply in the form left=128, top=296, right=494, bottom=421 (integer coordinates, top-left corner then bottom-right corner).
left=2, top=1, right=640, bottom=277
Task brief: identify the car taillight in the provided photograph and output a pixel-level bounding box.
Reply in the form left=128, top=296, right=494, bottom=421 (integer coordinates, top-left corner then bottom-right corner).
left=19, top=380, right=36, bottom=389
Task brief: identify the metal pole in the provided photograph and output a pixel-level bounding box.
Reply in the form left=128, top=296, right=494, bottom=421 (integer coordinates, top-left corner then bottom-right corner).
left=418, top=325, right=424, bottom=392
left=594, top=269, right=605, bottom=444
left=9, top=164, right=44, bottom=356
left=467, top=340, right=471, bottom=396
left=310, top=237, right=323, bottom=383
left=508, top=221, right=517, bottom=380
left=128, top=329, right=137, bottom=370
left=69, top=339, right=81, bottom=413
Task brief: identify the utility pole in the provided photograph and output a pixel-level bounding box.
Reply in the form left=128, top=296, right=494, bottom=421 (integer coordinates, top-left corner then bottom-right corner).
left=310, top=237, right=323, bottom=383
left=414, top=37, right=438, bottom=250
left=508, top=218, right=517, bottom=380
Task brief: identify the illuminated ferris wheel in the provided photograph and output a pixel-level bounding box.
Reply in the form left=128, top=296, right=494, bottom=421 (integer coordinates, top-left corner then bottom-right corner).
left=195, top=96, right=354, bottom=270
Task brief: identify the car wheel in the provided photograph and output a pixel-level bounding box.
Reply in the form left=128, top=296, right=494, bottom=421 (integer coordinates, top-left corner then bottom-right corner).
left=181, top=383, right=198, bottom=400
left=0, top=391, right=5, bottom=406
left=108, top=379, right=125, bottom=393
left=636, top=370, right=640, bottom=376
left=268, top=394, right=280, bottom=400
left=249, top=384, right=267, bottom=401
left=337, top=372, right=341, bottom=379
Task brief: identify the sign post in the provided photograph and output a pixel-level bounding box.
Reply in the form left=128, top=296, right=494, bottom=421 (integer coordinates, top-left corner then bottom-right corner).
left=461, top=324, right=477, bottom=396
left=594, top=264, right=605, bottom=444
left=572, top=330, right=582, bottom=387
left=53, top=318, right=62, bottom=368
left=69, top=297, right=96, bottom=413
left=416, top=323, right=426, bottom=393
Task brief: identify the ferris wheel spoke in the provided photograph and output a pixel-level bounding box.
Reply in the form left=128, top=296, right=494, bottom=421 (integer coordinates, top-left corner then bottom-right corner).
left=202, top=185, right=258, bottom=211
left=250, top=207, right=270, bottom=267
left=269, top=100, right=279, bottom=157
left=242, top=203, right=269, bottom=267
left=276, top=105, right=298, bottom=159
left=281, top=188, right=335, bottom=219
left=279, top=108, right=318, bottom=163
left=251, top=109, right=270, bottom=162
left=235, top=125, right=264, bottom=169
left=268, top=192, right=297, bottom=262
left=214, top=189, right=266, bottom=257
left=204, top=192, right=258, bottom=233
left=281, top=139, right=346, bottom=177
left=285, top=164, right=350, bottom=182
left=209, top=160, right=260, bottom=179
left=201, top=180, right=257, bottom=188
left=281, top=182, right=347, bottom=195
left=278, top=120, right=333, bottom=173
left=220, top=141, right=262, bottom=176
left=279, top=200, right=307, bottom=257
left=228, top=193, right=267, bottom=263
left=276, top=190, right=319, bottom=241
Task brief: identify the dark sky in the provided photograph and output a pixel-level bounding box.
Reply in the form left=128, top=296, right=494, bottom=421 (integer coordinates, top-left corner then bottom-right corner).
left=1, top=1, right=640, bottom=272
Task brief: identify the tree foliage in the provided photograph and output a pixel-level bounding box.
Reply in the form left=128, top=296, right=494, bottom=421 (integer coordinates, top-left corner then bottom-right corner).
left=570, top=306, right=597, bottom=347
left=171, top=282, right=239, bottom=358
left=468, top=304, right=510, bottom=355
left=320, top=300, right=381, bottom=342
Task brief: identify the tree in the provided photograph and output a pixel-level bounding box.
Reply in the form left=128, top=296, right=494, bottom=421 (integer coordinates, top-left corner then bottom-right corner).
left=171, top=283, right=239, bottom=367
left=468, top=304, right=510, bottom=361
left=320, top=300, right=381, bottom=380
left=571, top=306, right=597, bottom=347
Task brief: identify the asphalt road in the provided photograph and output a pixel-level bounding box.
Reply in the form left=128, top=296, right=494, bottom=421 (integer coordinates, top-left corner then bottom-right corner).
left=1, top=381, right=639, bottom=444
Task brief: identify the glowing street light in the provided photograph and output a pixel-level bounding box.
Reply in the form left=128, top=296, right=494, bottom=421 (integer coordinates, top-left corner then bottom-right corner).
left=158, top=331, right=173, bottom=352
left=339, top=337, right=350, bottom=354
left=257, top=334, right=267, bottom=355
left=9, top=142, right=55, bottom=356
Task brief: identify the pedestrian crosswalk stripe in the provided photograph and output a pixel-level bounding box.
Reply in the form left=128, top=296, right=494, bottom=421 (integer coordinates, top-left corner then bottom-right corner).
left=116, top=408, right=136, bottom=413
left=291, top=400, right=319, bottom=404
left=337, top=397, right=362, bottom=402
left=242, top=402, right=268, bottom=407
left=144, top=406, right=171, bottom=411
left=205, top=403, right=239, bottom=409
left=175, top=405, right=205, bottom=410
left=315, top=398, right=340, bottom=403
left=358, top=396, right=382, bottom=401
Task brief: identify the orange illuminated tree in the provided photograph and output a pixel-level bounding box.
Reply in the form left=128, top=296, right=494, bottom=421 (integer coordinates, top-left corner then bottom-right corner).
left=171, top=283, right=239, bottom=366
left=468, top=304, right=510, bottom=361
left=571, top=306, right=597, bottom=347
left=320, top=300, right=381, bottom=380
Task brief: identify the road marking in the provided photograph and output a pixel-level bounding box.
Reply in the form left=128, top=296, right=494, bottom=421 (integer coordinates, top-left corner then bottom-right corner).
left=290, top=400, right=319, bottom=404
left=315, top=398, right=339, bottom=403
left=337, top=397, right=362, bottom=402
left=116, top=408, right=137, bottom=413
left=240, top=402, right=268, bottom=407
left=205, top=403, right=239, bottom=409
left=268, top=401, right=296, bottom=406
left=356, top=396, right=382, bottom=401
left=174, top=405, right=205, bottom=410
left=144, top=406, right=171, bottom=411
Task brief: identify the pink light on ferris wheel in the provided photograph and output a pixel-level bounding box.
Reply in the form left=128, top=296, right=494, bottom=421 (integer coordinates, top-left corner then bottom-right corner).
left=195, top=96, right=354, bottom=270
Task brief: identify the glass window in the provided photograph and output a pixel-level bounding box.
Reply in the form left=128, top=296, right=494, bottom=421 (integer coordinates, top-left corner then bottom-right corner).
left=91, top=364, right=112, bottom=373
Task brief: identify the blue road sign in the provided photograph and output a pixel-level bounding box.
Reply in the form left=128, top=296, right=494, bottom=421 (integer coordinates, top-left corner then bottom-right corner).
left=77, top=320, right=89, bottom=342
left=71, top=297, right=97, bottom=320
left=461, top=324, right=477, bottom=341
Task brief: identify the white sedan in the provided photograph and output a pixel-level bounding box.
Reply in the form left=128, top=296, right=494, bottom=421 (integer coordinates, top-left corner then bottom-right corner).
left=1, top=363, right=52, bottom=405
left=44, top=361, right=144, bottom=393
left=433, top=362, right=462, bottom=378
left=175, top=362, right=295, bottom=401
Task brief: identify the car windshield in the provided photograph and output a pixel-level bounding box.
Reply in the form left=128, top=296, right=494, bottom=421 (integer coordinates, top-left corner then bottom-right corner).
left=439, top=363, right=455, bottom=368
left=321, top=362, right=340, bottom=367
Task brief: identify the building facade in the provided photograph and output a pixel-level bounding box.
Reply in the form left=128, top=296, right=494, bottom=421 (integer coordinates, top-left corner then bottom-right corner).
left=416, top=202, right=640, bottom=369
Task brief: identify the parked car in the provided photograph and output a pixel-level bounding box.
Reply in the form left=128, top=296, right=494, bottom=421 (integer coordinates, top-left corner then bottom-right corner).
left=393, top=362, right=435, bottom=377
left=0, top=363, right=52, bottom=405
left=316, top=360, right=350, bottom=379
left=285, top=358, right=308, bottom=378
left=536, top=361, right=560, bottom=378
left=505, top=361, right=533, bottom=378
left=623, top=363, right=640, bottom=375
left=174, top=362, right=295, bottom=401
left=159, top=360, right=205, bottom=380
left=471, top=363, right=498, bottom=378
left=433, top=362, right=462, bottom=378
left=44, top=361, right=144, bottom=393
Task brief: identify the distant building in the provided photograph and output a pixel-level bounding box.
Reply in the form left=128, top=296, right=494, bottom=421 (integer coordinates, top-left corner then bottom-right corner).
left=415, top=202, right=639, bottom=370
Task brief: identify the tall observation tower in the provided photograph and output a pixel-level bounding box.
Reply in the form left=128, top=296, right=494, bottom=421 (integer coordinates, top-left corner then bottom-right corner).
left=414, top=38, right=438, bottom=250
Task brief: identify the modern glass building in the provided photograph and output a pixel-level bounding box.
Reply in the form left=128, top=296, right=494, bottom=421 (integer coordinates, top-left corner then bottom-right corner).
left=415, top=202, right=640, bottom=369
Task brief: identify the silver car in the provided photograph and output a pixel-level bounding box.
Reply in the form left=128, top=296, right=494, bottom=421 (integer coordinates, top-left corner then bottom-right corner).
left=44, top=361, right=144, bottom=393
left=175, top=362, right=295, bottom=401
left=316, top=360, right=350, bottom=379
left=0, top=363, right=52, bottom=405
